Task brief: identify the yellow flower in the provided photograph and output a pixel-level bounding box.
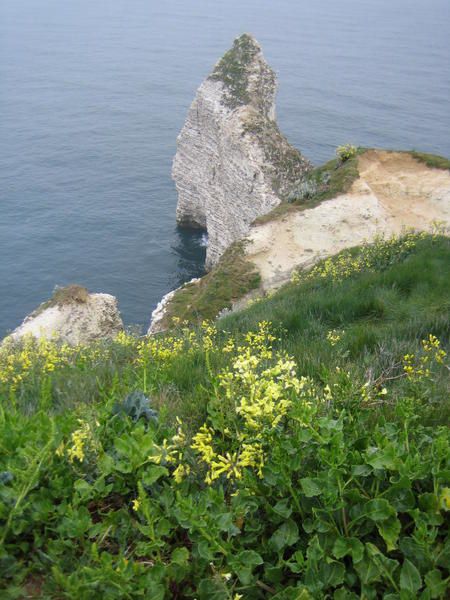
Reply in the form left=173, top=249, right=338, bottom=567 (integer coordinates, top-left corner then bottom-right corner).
left=173, top=464, right=190, bottom=484
left=327, top=330, right=342, bottom=346
left=131, top=498, right=140, bottom=512
left=55, top=442, right=65, bottom=457
left=150, top=439, right=178, bottom=465
left=66, top=421, right=92, bottom=463
left=191, top=425, right=216, bottom=463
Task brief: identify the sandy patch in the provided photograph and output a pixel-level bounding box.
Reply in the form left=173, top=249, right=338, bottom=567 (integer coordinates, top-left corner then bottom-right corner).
left=245, top=150, right=450, bottom=290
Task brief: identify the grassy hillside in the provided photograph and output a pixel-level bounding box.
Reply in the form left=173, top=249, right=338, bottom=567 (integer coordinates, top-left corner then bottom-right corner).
left=0, top=232, right=449, bottom=598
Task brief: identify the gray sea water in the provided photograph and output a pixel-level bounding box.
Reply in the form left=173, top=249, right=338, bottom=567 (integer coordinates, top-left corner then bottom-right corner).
left=1, top=0, right=449, bottom=337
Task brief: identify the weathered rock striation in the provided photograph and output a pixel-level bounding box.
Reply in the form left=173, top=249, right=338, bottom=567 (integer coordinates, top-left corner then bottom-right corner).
left=4, top=285, right=123, bottom=346
left=173, top=33, right=312, bottom=269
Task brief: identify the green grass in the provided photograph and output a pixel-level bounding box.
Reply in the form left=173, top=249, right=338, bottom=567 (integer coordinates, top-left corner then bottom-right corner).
left=221, top=234, right=450, bottom=421
left=32, top=284, right=89, bottom=317
left=159, top=241, right=261, bottom=328
left=409, top=150, right=450, bottom=171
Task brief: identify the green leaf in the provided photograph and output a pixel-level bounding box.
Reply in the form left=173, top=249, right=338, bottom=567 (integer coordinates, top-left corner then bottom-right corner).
left=318, top=561, right=345, bottom=587
left=171, top=547, right=189, bottom=565
left=197, top=540, right=214, bottom=561
left=384, top=481, right=415, bottom=512
left=197, top=578, right=228, bottom=600
left=399, top=537, right=432, bottom=572
left=273, top=498, right=292, bottom=518
left=217, top=512, right=240, bottom=535
left=334, top=589, right=360, bottom=599
left=229, top=549, right=263, bottom=584
left=364, top=498, right=396, bottom=522
left=141, top=465, right=168, bottom=486
left=376, top=515, right=401, bottom=551
left=300, top=478, right=322, bottom=497
left=424, top=569, right=447, bottom=599
left=271, top=586, right=313, bottom=600
left=418, top=493, right=440, bottom=515
left=237, top=550, right=263, bottom=566
left=234, top=567, right=253, bottom=585
left=400, top=559, right=422, bottom=594
left=269, top=519, right=299, bottom=551
left=352, top=464, right=372, bottom=477
left=366, top=445, right=399, bottom=470
left=271, top=587, right=311, bottom=599
left=145, top=583, right=165, bottom=600
left=332, top=537, right=364, bottom=563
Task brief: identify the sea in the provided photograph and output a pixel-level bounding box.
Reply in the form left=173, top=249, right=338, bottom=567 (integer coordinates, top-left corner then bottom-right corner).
left=1, top=0, right=449, bottom=336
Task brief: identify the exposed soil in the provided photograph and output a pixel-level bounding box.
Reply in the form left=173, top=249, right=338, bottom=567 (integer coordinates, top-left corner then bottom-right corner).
left=244, top=150, right=450, bottom=290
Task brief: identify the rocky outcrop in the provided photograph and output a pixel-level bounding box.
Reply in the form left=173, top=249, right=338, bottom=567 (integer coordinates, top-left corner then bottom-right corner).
left=5, top=285, right=123, bottom=346
left=173, top=33, right=311, bottom=269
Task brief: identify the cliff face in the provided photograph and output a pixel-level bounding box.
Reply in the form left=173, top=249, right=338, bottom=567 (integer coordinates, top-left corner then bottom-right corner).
left=173, top=34, right=311, bottom=269
left=5, top=286, right=123, bottom=346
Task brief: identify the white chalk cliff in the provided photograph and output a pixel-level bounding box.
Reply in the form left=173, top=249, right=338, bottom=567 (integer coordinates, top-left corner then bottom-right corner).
left=4, top=286, right=123, bottom=346
left=173, top=33, right=311, bottom=269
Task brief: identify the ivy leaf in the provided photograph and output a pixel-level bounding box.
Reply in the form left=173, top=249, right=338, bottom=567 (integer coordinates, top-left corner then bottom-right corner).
left=376, top=515, right=401, bottom=551
left=300, top=477, right=322, bottom=497
left=400, top=559, right=422, bottom=594
left=269, top=519, right=299, bottom=551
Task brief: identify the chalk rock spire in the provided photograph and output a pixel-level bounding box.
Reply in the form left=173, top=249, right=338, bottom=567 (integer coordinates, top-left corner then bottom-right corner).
left=173, top=33, right=312, bottom=269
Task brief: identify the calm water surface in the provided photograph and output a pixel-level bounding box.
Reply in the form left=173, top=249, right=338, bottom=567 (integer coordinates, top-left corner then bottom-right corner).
left=1, top=0, right=449, bottom=336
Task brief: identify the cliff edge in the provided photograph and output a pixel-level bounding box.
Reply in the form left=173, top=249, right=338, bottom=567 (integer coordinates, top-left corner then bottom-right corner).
left=173, top=33, right=311, bottom=269
left=245, top=150, right=450, bottom=290
left=154, top=149, right=450, bottom=330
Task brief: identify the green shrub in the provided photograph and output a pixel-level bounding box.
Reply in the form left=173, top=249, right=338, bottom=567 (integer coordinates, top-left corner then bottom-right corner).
left=336, top=144, right=358, bottom=162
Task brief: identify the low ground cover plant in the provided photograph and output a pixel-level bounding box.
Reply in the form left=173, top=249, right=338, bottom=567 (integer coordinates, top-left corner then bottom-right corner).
left=336, top=145, right=358, bottom=163
left=0, top=233, right=449, bottom=598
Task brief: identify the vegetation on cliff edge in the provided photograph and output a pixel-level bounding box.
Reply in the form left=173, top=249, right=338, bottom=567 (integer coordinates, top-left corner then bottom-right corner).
left=158, top=241, right=261, bottom=329
left=1, top=232, right=449, bottom=598
left=253, top=147, right=365, bottom=226
left=210, top=34, right=261, bottom=109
